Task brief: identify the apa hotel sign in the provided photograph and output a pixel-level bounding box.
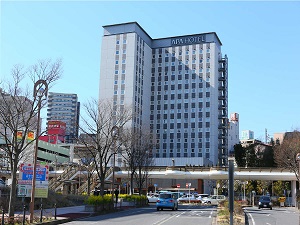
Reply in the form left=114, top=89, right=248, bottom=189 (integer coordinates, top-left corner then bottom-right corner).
left=171, top=35, right=206, bottom=46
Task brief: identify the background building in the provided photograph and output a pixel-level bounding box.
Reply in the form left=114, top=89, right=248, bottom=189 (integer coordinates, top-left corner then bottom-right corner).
left=39, top=120, right=66, bottom=144
left=99, top=22, right=228, bottom=167
left=241, top=130, right=254, bottom=140
left=228, top=113, right=239, bottom=155
left=47, top=92, right=80, bottom=143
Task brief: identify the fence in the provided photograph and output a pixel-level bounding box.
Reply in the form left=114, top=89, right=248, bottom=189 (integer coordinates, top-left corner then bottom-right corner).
left=0, top=203, right=57, bottom=225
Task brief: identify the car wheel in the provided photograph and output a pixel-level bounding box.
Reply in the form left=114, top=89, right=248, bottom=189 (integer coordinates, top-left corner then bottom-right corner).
left=270, top=207, right=272, bottom=210
left=161, top=208, right=163, bottom=211
left=157, top=207, right=159, bottom=211
left=258, top=206, right=260, bottom=209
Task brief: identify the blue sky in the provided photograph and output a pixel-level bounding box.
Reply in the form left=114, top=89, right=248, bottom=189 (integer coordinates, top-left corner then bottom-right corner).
left=1, top=1, right=300, bottom=140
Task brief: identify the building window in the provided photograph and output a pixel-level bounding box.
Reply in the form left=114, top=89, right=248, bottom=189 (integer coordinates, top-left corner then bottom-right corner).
left=116, top=40, right=120, bottom=45
left=115, top=70, right=119, bottom=74
left=116, top=50, right=119, bottom=55
left=205, top=149, right=210, bottom=158
left=122, top=59, right=126, bottom=64
left=123, top=50, right=126, bottom=54
left=123, top=39, right=127, bottom=44
left=115, top=60, right=119, bottom=65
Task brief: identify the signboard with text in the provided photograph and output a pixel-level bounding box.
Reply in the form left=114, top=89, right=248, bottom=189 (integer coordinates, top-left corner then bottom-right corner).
left=18, top=163, right=49, bottom=198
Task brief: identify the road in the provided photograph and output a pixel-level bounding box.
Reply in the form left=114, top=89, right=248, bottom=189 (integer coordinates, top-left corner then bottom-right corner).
left=63, top=204, right=217, bottom=225
left=245, top=207, right=299, bottom=225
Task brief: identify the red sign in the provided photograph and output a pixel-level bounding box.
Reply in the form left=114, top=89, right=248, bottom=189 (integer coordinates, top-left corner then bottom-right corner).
left=177, top=184, right=180, bottom=188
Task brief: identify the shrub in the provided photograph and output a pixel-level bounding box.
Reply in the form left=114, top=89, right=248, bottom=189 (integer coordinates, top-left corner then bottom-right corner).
left=121, top=194, right=146, bottom=202
left=86, top=195, right=112, bottom=206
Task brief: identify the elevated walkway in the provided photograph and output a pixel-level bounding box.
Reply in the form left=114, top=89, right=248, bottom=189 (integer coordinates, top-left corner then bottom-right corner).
left=114, top=166, right=298, bottom=181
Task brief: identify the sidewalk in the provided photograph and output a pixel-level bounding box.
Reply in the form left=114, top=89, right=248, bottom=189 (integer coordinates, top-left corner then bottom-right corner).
left=7, top=201, right=141, bottom=224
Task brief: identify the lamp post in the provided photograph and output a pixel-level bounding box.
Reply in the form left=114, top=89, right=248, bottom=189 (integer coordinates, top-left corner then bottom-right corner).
left=111, top=125, right=119, bottom=208
left=242, top=181, right=248, bottom=201
left=29, top=80, right=48, bottom=223
left=228, top=157, right=235, bottom=225
left=296, top=153, right=300, bottom=208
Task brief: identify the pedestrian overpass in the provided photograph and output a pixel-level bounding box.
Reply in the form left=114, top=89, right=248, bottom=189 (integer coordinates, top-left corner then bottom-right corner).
left=115, top=166, right=299, bottom=206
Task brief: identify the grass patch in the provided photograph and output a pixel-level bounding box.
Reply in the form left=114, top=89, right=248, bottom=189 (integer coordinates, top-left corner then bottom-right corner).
left=217, top=200, right=245, bottom=225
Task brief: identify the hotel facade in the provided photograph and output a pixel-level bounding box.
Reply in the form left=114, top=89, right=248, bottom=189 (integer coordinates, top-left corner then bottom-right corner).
left=99, top=22, right=228, bottom=167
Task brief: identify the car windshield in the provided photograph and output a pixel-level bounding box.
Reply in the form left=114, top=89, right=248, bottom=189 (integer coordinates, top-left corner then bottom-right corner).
left=159, top=194, right=172, bottom=199
left=260, top=196, right=270, bottom=201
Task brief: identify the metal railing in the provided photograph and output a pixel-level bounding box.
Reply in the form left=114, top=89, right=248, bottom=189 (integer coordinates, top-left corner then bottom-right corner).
left=0, top=204, right=57, bottom=225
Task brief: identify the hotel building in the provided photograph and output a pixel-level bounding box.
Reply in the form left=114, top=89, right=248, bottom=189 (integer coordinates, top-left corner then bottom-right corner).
left=99, top=22, right=228, bottom=167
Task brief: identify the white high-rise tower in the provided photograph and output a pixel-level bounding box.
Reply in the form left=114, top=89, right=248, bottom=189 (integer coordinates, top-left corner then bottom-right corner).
left=99, top=22, right=228, bottom=166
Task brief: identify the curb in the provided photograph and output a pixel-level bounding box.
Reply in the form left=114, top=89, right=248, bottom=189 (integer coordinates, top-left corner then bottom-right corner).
left=35, top=218, right=72, bottom=225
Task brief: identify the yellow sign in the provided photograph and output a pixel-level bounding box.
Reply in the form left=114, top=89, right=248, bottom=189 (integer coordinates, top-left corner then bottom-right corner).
left=27, top=131, right=35, bottom=142
left=17, top=130, right=23, bottom=141
left=278, top=197, right=286, bottom=202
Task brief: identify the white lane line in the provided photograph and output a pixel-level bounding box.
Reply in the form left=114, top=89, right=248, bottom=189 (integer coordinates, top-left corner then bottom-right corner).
left=176, top=211, right=186, bottom=217
left=247, top=210, right=255, bottom=225
left=154, top=212, right=183, bottom=225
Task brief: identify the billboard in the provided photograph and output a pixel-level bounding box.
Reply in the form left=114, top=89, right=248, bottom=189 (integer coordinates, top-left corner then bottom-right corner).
left=18, top=163, right=49, bottom=198
left=47, top=121, right=66, bottom=136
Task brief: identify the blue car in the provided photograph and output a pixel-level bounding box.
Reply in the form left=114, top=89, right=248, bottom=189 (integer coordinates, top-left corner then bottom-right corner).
left=156, top=192, right=178, bottom=211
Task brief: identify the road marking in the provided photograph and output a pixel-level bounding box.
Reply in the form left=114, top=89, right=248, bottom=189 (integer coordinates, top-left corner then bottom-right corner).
left=176, top=211, right=186, bottom=217
left=154, top=212, right=183, bottom=225
left=245, top=210, right=255, bottom=225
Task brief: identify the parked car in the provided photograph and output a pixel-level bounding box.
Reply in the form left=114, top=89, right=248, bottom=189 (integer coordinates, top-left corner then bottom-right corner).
left=202, top=195, right=226, bottom=205
left=156, top=192, right=178, bottom=211
left=178, top=194, right=201, bottom=203
left=258, top=195, right=272, bottom=210
left=147, top=193, right=159, bottom=203
left=198, top=194, right=210, bottom=199
left=0, top=179, right=6, bottom=187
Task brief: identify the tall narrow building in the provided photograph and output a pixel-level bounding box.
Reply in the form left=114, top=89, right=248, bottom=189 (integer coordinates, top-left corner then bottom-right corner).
left=228, top=113, right=239, bottom=155
left=99, top=22, right=228, bottom=166
left=47, top=92, right=80, bottom=143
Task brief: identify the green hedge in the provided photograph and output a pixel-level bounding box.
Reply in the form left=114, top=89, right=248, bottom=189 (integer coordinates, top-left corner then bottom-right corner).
left=86, top=194, right=147, bottom=205
left=85, top=195, right=112, bottom=205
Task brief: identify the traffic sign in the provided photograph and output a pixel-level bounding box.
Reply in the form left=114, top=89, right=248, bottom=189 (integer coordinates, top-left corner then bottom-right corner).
left=154, top=184, right=157, bottom=187
left=177, top=184, right=180, bottom=188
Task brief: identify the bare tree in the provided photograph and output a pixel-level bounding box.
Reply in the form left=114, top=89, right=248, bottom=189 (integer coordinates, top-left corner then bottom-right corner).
left=0, top=59, right=62, bottom=219
left=121, top=130, right=154, bottom=195
left=78, top=99, right=132, bottom=196
left=274, top=131, right=300, bottom=182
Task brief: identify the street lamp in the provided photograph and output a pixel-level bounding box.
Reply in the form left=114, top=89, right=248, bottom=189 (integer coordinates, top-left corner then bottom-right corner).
left=111, top=125, right=119, bottom=208
left=30, top=80, right=48, bottom=223
left=296, top=153, right=300, bottom=207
